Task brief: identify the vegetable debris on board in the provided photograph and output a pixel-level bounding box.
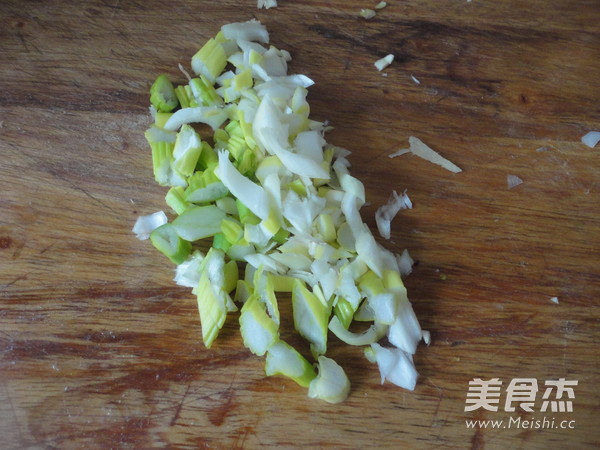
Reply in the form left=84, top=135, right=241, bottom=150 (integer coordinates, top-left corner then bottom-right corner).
left=360, top=8, right=377, bottom=19
left=374, top=54, right=394, bottom=71
left=135, top=20, right=424, bottom=403
left=403, top=136, right=462, bottom=173
left=507, top=174, right=523, bottom=189
left=257, top=0, right=278, bottom=9
left=581, top=131, right=600, bottom=148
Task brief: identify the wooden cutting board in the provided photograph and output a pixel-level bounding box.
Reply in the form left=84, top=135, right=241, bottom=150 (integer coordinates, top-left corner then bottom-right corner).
left=1, top=0, right=598, bottom=448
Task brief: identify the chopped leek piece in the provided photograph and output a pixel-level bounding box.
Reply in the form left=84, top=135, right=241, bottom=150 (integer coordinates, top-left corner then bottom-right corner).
left=308, top=356, right=350, bottom=403
left=155, top=112, right=173, bottom=129
left=236, top=148, right=258, bottom=177
left=213, top=232, right=232, bottom=252
left=272, top=227, right=289, bottom=244
left=233, top=279, right=253, bottom=304
left=136, top=20, right=425, bottom=403
left=360, top=8, right=376, bottom=19
left=196, top=254, right=228, bottom=348
left=144, top=125, right=176, bottom=145
left=270, top=273, right=296, bottom=292
left=254, top=267, right=280, bottom=324
left=221, top=218, right=244, bottom=245
left=216, top=196, right=238, bottom=215
left=173, top=124, right=203, bottom=177
left=185, top=168, right=229, bottom=203
left=132, top=210, right=168, bottom=240
left=374, top=54, right=394, bottom=71
left=164, top=106, right=231, bottom=132
left=172, top=205, right=226, bottom=241
left=191, top=38, right=228, bottom=83
left=265, top=340, right=316, bottom=388
left=368, top=343, right=419, bottom=390
left=197, top=141, right=218, bottom=170
left=190, top=76, right=224, bottom=106
left=165, top=186, right=189, bottom=214
left=239, top=294, right=279, bottom=356
left=150, top=74, right=179, bottom=112
left=151, top=141, right=185, bottom=187
left=236, top=199, right=261, bottom=225
left=150, top=223, right=191, bottom=264
left=317, top=213, right=336, bottom=242
left=329, top=316, right=388, bottom=346
left=292, top=280, right=330, bottom=357
left=333, top=297, right=355, bottom=329
left=174, top=250, right=205, bottom=288
left=174, top=84, right=193, bottom=109
left=223, top=260, right=239, bottom=293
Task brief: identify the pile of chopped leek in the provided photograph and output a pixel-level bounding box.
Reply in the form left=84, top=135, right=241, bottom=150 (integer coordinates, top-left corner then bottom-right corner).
left=134, top=20, right=424, bottom=403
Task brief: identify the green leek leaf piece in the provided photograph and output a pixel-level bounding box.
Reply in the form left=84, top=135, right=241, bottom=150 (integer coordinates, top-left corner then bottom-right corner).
left=171, top=205, right=226, bottom=241
left=150, top=74, right=179, bottom=112
left=150, top=223, right=191, bottom=265
left=174, top=85, right=193, bottom=109
left=223, top=260, right=239, bottom=293
left=151, top=141, right=186, bottom=187
left=213, top=232, right=232, bottom=252
left=221, top=218, right=244, bottom=245
left=191, top=37, right=228, bottom=83
left=265, top=340, right=317, bottom=388
left=333, top=297, right=355, bottom=329
left=165, top=186, right=189, bottom=215
left=154, top=112, right=173, bottom=129
left=173, top=124, right=203, bottom=177
left=196, top=263, right=227, bottom=348
left=190, top=76, right=224, bottom=106
left=196, top=141, right=218, bottom=171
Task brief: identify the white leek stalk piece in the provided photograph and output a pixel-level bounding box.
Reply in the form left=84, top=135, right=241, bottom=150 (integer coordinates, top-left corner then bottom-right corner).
left=292, top=280, right=330, bottom=357
left=174, top=250, right=205, bottom=288
left=581, top=131, right=600, bottom=148
left=374, top=54, right=394, bottom=71
left=171, top=205, right=226, bottom=241
left=239, top=294, right=279, bottom=356
left=328, top=316, right=388, bottom=346
left=375, top=190, right=412, bottom=240
left=308, top=356, right=350, bottom=403
left=265, top=340, right=316, bottom=387
left=164, top=106, right=231, bottom=132
left=368, top=343, right=419, bottom=391
left=132, top=211, right=168, bottom=240
left=257, top=0, right=278, bottom=9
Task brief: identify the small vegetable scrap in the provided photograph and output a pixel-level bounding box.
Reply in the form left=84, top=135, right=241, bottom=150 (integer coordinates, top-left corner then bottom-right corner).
left=360, top=1, right=388, bottom=18
left=134, top=20, right=424, bottom=403
left=507, top=174, right=523, bottom=189
left=581, top=131, right=600, bottom=148
left=374, top=54, right=394, bottom=71
left=390, top=136, right=462, bottom=173
left=257, top=0, right=278, bottom=9
left=360, top=9, right=377, bottom=19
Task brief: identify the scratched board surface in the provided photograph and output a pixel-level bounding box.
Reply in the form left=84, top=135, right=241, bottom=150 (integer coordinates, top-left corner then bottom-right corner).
left=1, top=0, right=599, bottom=448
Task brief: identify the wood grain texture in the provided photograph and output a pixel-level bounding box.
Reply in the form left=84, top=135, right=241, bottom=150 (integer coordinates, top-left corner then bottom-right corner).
left=1, top=0, right=599, bottom=448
